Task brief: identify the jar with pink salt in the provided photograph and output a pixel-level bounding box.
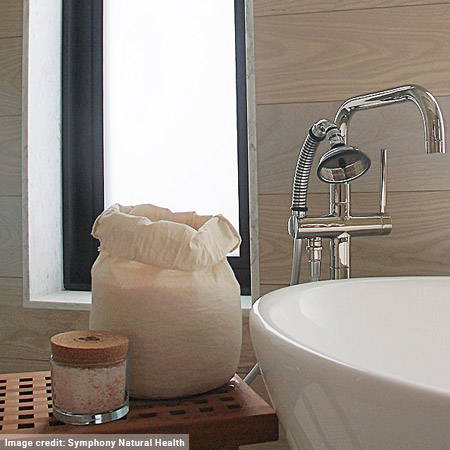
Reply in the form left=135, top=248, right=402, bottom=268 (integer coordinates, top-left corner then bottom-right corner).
left=50, top=330, right=129, bottom=425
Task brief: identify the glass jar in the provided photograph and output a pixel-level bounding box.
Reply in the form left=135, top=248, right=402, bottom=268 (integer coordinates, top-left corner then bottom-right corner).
left=50, top=330, right=129, bottom=425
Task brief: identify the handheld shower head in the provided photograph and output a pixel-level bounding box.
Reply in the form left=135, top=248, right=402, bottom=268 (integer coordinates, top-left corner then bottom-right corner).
left=317, top=145, right=371, bottom=183
left=291, top=119, right=370, bottom=211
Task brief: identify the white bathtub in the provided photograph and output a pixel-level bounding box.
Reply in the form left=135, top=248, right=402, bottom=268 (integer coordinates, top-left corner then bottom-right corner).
left=250, top=276, right=450, bottom=450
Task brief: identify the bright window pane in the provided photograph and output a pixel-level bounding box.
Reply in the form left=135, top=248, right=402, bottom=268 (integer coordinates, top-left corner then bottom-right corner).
left=103, top=1, right=240, bottom=247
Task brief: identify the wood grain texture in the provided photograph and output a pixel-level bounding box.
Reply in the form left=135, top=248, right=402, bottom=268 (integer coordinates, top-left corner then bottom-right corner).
left=259, top=192, right=450, bottom=284
left=0, top=116, right=21, bottom=195
left=0, top=38, right=21, bottom=116
left=253, top=0, right=450, bottom=16
left=259, top=285, right=287, bottom=296
left=0, top=0, right=22, bottom=38
left=0, top=372, right=277, bottom=449
left=0, top=197, right=21, bottom=276
left=254, top=4, right=450, bottom=104
left=0, top=275, right=21, bottom=299
left=0, top=358, right=49, bottom=374
left=257, top=98, right=450, bottom=194
left=259, top=194, right=332, bottom=284
left=0, top=278, right=89, bottom=361
left=239, top=316, right=257, bottom=374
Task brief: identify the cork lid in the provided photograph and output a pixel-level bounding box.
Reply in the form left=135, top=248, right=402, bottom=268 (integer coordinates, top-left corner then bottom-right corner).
left=50, top=330, right=128, bottom=365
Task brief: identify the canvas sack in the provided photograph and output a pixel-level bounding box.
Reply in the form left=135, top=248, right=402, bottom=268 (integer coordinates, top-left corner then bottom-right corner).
left=89, top=203, right=242, bottom=398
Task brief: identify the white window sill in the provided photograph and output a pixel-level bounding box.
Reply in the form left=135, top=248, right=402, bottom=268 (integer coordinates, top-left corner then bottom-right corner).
left=27, top=291, right=92, bottom=311
left=27, top=291, right=253, bottom=314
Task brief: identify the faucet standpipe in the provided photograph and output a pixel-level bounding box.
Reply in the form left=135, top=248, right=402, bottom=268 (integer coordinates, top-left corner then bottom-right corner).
left=380, top=149, right=388, bottom=214
left=307, top=237, right=323, bottom=282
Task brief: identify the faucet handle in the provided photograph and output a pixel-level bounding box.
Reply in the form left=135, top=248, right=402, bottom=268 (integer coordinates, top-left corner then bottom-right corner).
left=379, top=148, right=388, bottom=214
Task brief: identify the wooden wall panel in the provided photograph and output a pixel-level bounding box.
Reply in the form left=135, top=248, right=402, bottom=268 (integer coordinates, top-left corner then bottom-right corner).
left=0, top=197, right=21, bottom=277
left=0, top=116, right=21, bottom=195
left=259, top=193, right=330, bottom=284
left=254, top=4, right=450, bottom=104
left=0, top=278, right=89, bottom=364
left=0, top=358, right=50, bottom=374
left=0, top=276, right=21, bottom=303
left=0, top=0, right=22, bottom=38
left=238, top=316, right=257, bottom=375
left=254, top=0, right=450, bottom=292
left=259, top=192, right=450, bottom=285
left=259, top=285, right=288, bottom=297
left=257, top=98, right=450, bottom=194
left=0, top=38, right=21, bottom=116
left=254, top=0, right=450, bottom=16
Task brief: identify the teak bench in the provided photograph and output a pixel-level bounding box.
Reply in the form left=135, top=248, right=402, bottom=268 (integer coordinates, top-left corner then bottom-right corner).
left=0, top=371, right=278, bottom=450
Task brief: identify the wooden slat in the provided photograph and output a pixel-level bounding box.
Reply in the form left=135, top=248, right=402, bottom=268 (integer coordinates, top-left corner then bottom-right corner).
left=0, top=0, right=22, bottom=38
left=0, top=198, right=21, bottom=277
left=256, top=98, right=450, bottom=194
left=0, top=116, right=21, bottom=195
left=254, top=4, right=450, bottom=104
left=259, top=192, right=450, bottom=284
left=253, top=0, right=450, bottom=16
left=0, top=38, right=21, bottom=116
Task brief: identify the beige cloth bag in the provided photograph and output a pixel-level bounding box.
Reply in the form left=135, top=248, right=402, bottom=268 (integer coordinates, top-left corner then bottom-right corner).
left=89, top=203, right=242, bottom=399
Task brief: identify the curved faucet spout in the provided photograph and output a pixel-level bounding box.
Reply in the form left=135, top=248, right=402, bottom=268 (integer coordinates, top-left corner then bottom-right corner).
left=334, top=85, right=445, bottom=154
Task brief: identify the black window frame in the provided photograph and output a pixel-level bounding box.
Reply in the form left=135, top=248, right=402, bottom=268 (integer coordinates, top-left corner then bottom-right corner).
left=62, top=0, right=251, bottom=295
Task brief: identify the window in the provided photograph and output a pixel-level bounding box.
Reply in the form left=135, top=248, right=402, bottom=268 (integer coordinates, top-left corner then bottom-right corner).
left=62, top=0, right=250, bottom=294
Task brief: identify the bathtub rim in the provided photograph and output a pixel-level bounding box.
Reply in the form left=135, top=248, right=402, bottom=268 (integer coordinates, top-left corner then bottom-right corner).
left=251, top=275, right=450, bottom=398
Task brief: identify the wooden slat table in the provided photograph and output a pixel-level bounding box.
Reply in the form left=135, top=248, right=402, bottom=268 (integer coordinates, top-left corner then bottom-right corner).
left=0, top=371, right=278, bottom=450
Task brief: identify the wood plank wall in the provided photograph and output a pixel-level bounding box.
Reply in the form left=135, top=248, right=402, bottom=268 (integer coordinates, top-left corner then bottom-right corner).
left=253, top=0, right=450, bottom=295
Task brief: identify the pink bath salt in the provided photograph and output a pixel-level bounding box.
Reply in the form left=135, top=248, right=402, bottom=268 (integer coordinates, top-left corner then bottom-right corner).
left=52, top=360, right=127, bottom=414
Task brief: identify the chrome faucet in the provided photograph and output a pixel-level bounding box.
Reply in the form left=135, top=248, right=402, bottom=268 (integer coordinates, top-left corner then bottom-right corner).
left=289, top=85, right=446, bottom=283
left=244, top=85, right=446, bottom=386
left=335, top=85, right=445, bottom=154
